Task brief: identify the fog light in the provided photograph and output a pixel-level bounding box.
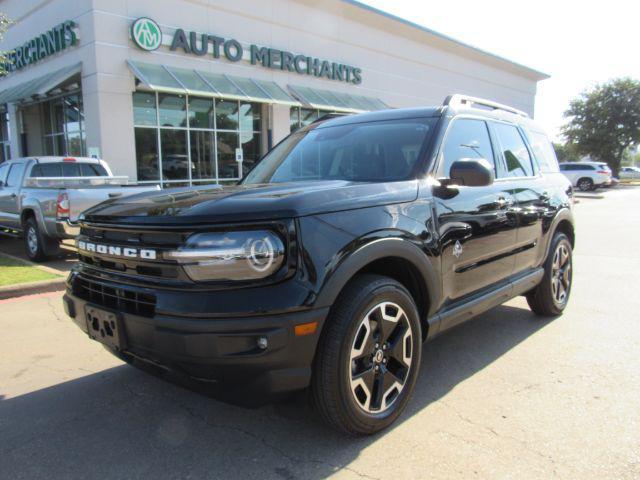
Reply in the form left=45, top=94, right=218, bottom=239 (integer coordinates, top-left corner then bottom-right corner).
left=257, top=337, right=268, bottom=350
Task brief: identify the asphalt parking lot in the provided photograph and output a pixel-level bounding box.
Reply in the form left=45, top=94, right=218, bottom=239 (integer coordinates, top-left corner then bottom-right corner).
left=1, top=187, right=639, bottom=480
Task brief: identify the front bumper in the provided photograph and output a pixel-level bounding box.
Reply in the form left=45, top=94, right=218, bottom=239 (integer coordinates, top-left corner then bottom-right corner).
left=63, top=277, right=328, bottom=402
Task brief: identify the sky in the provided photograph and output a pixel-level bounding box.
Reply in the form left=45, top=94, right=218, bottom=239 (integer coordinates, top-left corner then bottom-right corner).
left=359, top=0, right=640, bottom=141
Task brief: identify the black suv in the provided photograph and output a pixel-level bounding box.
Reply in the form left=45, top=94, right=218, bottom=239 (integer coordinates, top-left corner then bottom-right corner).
left=63, top=95, right=575, bottom=435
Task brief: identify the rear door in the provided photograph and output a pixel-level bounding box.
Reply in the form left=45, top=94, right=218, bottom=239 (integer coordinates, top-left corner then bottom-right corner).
left=0, top=161, right=26, bottom=228
left=433, top=117, right=518, bottom=303
left=491, top=123, right=552, bottom=274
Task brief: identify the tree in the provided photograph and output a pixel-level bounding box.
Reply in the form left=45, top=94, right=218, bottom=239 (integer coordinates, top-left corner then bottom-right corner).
left=562, top=78, right=640, bottom=177
left=0, top=13, right=11, bottom=76
left=552, top=142, right=580, bottom=163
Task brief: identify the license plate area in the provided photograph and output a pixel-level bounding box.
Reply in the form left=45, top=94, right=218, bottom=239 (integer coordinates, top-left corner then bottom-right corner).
left=85, top=305, right=125, bottom=350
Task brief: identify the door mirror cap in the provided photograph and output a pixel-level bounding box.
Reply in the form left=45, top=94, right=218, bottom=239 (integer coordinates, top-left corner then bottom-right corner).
left=448, top=158, right=494, bottom=187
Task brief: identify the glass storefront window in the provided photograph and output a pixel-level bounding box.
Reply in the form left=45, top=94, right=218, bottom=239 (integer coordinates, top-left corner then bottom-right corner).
left=290, top=107, right=327, bottom=132
left=135, top=128, right=159, bottom=181
left=240, top=131, right=261, bottom=176
left=40, top=93, right=86, bottom=156
left=188, top=97, right=214, bottom=129
left=239, top=102, right=261, bottom=132
left=190, top=130, right=215, bottom=179
left=132, top=92, right=262, bottom=186
left=0, top=111, right=10, bottom=163
left=133, top=92, right=157, bottom=126
left=160, top=129, right=189, bottom=180
left=217, top=131, right=239, bottom=179
left=158, top=93, right=187, bottom=128
left=215, top=99, right=239, bottom=130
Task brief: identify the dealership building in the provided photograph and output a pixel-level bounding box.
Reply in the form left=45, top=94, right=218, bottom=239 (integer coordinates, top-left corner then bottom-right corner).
left=0, top=0, right=548, bottom=186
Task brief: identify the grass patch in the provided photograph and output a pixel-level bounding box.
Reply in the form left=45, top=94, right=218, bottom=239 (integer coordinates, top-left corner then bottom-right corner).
left=0, top=255, right=60, bottom=287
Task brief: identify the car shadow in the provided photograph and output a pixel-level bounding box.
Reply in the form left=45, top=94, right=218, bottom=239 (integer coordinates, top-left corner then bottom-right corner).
left=0, top=303, right=553, bottom=479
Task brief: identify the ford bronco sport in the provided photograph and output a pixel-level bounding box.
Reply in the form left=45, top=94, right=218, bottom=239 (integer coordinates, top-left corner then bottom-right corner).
left=63, top=95, right=575, bottom=435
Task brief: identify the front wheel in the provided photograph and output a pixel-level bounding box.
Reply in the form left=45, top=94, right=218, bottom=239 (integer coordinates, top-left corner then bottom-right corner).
left=311, top=274, right=422, bottom=435
left=526, top=233, right=573, bottom=316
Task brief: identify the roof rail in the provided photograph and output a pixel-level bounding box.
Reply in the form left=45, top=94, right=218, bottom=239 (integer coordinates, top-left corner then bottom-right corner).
left=443, top=94, right=529, bottom=118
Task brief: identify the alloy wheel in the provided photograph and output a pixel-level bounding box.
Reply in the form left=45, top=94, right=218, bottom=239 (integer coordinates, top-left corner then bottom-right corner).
left=551, top=243, right=571, bottom=305
left=27, top=227, right=39, bottom=256
left=349, top=301, right=413, bottom=414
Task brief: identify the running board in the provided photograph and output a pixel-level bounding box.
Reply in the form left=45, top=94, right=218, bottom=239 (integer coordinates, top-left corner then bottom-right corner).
left=427, top=268, right=544, bottom=339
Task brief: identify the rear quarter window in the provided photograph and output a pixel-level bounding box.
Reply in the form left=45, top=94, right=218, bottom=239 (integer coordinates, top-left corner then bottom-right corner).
left=524, top=129, right=560, bottom=173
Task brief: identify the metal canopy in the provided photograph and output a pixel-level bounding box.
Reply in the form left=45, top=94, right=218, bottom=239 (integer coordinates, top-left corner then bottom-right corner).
left=127, top=60, right=301, bottom=106
left=0, top=63, right=82, bottom=105
left=287, top=84, right=388, bottom=113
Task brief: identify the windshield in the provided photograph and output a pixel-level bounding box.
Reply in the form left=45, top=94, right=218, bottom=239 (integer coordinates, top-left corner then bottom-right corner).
left=243, top=117, right=437, bottom=184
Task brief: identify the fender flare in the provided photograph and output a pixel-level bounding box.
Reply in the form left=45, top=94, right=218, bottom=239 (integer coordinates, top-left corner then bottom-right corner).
left=542, top=207, right=575, bottom=260
left=314, top=237, right=441, bottom=319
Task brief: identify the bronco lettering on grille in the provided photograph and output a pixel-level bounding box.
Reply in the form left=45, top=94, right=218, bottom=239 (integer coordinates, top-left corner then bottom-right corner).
left=77, top=240, right=157, bottom=260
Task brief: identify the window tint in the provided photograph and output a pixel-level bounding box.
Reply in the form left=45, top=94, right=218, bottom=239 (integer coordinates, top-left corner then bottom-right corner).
left=0, top=163, right=9, bottom=183
left=440, top=119, right=494, bottom=177
left=31, top=163, right=62, bottom=177
left=493, top=123, right=534, bottom=177
left=62, top=163, right=80, bottom=177
left=6, top=163, right=25, bottom=186
left=525, top=129, right=559, bottom=173
left=243, top=118, right=436, bottom=184
left=80, top=163, right=108, bottom=176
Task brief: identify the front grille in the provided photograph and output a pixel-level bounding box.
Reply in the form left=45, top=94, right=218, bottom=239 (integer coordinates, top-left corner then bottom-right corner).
left=74, top=276, right=156, bottom=317
left=77, top=225, right=191, bottom=280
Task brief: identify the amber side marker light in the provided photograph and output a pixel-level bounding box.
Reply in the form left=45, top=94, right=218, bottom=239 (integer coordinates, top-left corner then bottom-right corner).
left=295, top=321, right=318, bottom=336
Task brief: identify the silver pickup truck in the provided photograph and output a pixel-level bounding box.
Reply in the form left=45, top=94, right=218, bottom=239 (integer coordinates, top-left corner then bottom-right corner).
left=0, top=157, right=158, bottom=261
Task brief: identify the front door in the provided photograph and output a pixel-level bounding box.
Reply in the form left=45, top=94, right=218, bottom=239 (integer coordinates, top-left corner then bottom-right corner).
left=0, top=162, right=25, bottom=229
left=433, top=117, right=518, bottom=304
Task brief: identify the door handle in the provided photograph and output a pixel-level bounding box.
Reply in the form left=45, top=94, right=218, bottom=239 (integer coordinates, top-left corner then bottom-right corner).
left=10, top=193, right=17, bottom=198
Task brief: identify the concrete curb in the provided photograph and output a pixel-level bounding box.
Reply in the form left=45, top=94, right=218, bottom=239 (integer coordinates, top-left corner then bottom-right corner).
left=574, top=192, right=605, bottom=199
left=0, top=277, right=66, bottom=300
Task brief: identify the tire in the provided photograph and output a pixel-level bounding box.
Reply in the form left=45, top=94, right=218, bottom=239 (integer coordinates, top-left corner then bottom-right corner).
left=526, top=233, right=573, bottom=316
left=577, top=177, right=594, bottom=192
left=23, top=217, right=48, bottom=262
left=311, top=274, right=422, bottom=435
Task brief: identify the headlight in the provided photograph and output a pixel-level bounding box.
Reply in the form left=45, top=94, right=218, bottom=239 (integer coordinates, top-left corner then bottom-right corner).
left=164, top=230, right=285, bottom=281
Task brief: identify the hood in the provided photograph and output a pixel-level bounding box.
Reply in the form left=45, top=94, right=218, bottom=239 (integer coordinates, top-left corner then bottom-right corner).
left=81, top=180, right=418, bottom=226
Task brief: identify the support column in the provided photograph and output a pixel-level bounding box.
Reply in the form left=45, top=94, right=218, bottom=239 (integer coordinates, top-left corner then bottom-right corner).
left=7, top=103, right=22, bottom=158
left=270, top=103, right=292, bottom=147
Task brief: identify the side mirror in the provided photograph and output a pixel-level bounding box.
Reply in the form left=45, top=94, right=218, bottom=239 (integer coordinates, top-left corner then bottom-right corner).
left=448, top=158, right=494, bottom=187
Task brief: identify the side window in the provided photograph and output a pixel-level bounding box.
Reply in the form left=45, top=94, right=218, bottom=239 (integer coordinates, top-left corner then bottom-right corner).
left=0, top=163, right=9, bottom=184
left=6, top=163, right=25, bottom=187
left=439, top=118, right=495, bottom=177
left=525, top=129, right=559, bottom=173
left=30, top=163, right=62, bottom=177
left=492, top=123, right=534, bottom=177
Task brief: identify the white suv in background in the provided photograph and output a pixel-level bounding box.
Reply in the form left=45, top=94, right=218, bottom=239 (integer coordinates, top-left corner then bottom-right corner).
left=559, top=161, right=612, bottom=191
left=619, top=166, right=640, bottom=180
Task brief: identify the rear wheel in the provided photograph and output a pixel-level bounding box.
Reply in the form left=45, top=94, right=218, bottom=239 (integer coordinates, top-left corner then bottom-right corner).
left=527, top=233, right=573, bottom=316
left=23, top=218, right=48, bottom=262
left=577, top=177, right=594, bottom=192
left=311, top=274, right=422, bottom=435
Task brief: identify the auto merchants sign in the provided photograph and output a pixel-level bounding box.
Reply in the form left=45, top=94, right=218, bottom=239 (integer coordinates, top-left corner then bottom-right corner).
left=3, top=21, right=79, bottom=73
left=130, top=17, right=362, bottom=85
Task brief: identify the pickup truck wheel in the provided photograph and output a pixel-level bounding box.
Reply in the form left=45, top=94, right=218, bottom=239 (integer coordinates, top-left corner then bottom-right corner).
left=311, top=274, right=422, bottom=435
left=23, top=218, right=48, bottom=262
left=577, top=177, right=594, bottom=192
left=526, top=233, right=573, bottom=316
